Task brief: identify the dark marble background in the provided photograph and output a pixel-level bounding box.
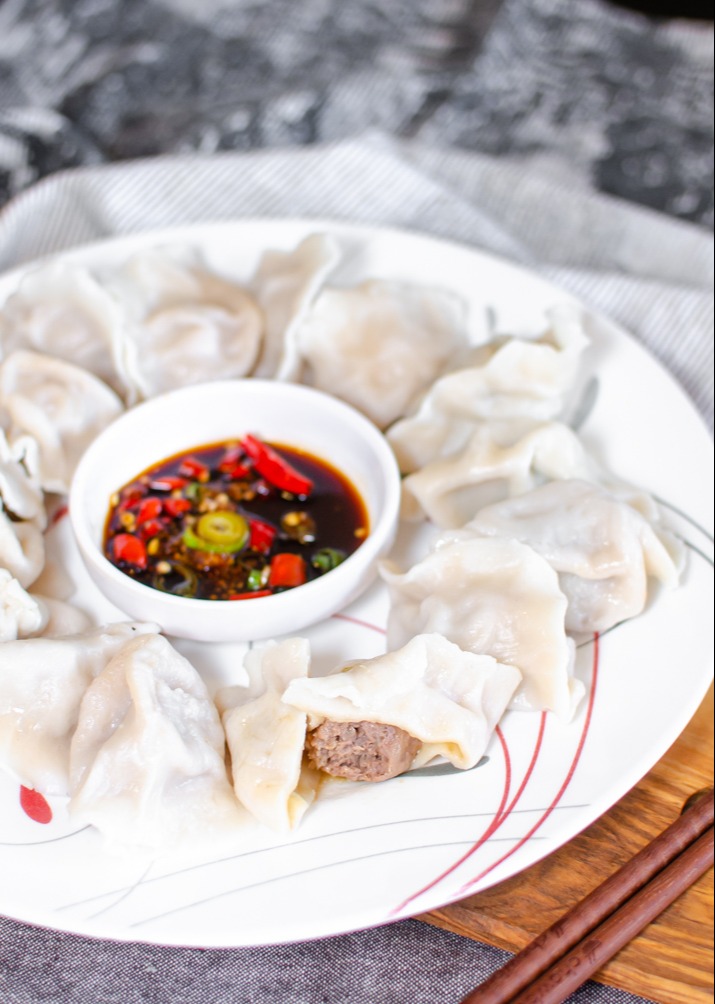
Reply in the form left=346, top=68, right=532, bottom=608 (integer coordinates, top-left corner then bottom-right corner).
left=0, top=0, right=712, bottom=228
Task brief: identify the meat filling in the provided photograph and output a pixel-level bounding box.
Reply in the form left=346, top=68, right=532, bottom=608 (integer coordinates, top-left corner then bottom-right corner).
left=305, top=720, right=422, bottom=782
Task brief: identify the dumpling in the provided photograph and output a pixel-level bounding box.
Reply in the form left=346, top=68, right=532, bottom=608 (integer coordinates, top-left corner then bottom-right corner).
left=0, top=259, right=125, bottom=394
left=251, top=233, right=341, bottom=380
left=0, top=506, right=45, bottom=588
left=106, top=248, right=263, bottom=401
left=386, top=304, right=589, bottom=471
left=69, top=633, right=242, bottom=852
left=217, top=637, right=319, bottom=833
left=380, top=538, right=581, bottom=720
left=0, top=431, right=46, bottom=527
left=282, top=633, right=522, bottom=773
left=0, top=349, right=124, bottom=493
left=0, top=568, right=47, bottom=641
left=296, top=279, right=468, bottom=429
left=462, top=479, right=684, bottom=633
left=401, top=421, right=593, bottom=527
left=0, top=622, right=158, bottom=795
left=426, top=303, right=589, bottom=423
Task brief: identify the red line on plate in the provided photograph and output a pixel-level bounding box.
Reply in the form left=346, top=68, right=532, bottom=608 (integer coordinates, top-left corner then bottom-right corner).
left=389, top=724, right=516, bottom=917
left=330, top=613, right=386, bottom=635
left=458, top=632, right=600, bottom=894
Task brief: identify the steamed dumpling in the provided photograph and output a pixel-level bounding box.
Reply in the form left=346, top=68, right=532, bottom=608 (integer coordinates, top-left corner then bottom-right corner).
left=387, top=303, right=589, bottom=472
left=69, top=633, right=243, bottom=852
left=0, top=506, right=45, bottom=587
left=401, top=421, right=593, bottom=527
left=296, top=279, right=468, bottom=428
left=380, top=538, right=581, bottom=720
left=106, top=248, right=263, bottom=400
left=282, top=633, right=522, bottom=771
left=0, top=568, right=90, bottom=641
left=461, top=479, right=684, bottom=633
left=0, top=568, right=47, bottom=640
left=251, top=233, right=341, bottom=380
left=0, top=622, right=158, bottom=794
left=0, top=259, right=125, bottom=394
left=0, top=349, right=124, bottom=493
left=217, top=637, right=318, bottom=833
left=0, top=431, right=46, bottom=526
left=427, top=303, right=589, bottom=422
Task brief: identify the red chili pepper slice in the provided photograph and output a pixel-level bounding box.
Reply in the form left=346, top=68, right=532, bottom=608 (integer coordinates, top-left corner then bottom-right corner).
left=135, top=497, right=163, bottom=525
left=148, top=475, right=188, bottom=492
left=138, top=518, right=167, bottom=541
left=241, top=435, right=313, bottom=496
left=249, top=518, right=277, bottom=553
left=228, top=589, right=273, bottom=601
left=178, top=457, right=209, bottom=479
left=112, top=533, right=148, bottom=569
left=218, top=446, right=248, bottom=475
left=268, top=553, right=307, bottom=588
left=118, top=487, right=146, bottom=511
left=223, top=460, right=251, bottom=479
left=163, top=497, right=192, bottom=518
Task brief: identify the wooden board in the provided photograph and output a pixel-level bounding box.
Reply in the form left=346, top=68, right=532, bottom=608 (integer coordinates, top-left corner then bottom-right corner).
left=419, top=685, right=714, bottom=1004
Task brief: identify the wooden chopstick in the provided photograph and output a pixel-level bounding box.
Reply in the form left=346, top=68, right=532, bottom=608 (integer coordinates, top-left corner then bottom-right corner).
left=459, top=788, right=714, bottom=1004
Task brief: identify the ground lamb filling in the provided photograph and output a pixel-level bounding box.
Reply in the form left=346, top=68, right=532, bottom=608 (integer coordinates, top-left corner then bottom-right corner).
left=305, top=720, right=422, bottom=782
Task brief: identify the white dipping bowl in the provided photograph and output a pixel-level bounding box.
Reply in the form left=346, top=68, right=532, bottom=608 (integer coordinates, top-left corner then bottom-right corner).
left=69, top=380, right=401, bottom=642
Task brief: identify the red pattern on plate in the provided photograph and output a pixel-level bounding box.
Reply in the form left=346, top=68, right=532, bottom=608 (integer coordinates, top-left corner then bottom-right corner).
left=458, top=631, right=600, bottom=893
left=19, top=786, right=53, bottom=825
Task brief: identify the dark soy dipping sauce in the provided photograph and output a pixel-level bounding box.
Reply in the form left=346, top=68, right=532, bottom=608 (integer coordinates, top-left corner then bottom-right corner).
left=103, top=438, right=369, bottom=601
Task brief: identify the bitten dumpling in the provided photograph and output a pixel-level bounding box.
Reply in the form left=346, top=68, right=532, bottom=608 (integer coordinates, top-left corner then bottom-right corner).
left=69, top=633, right=243, bottom=852
left=296, top=279, right=468, bottom=429
left=462, top=479, right=684, bottom=633
left=380, top=539, right=581, bottom=720
left=217, top=637, right=319, bottom=833
left=282, top=633, right=522, bottom=773
left=0, top=622, right=159, bottom=794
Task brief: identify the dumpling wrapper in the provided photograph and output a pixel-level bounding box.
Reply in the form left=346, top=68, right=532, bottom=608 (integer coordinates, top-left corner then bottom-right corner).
left=69, top=633, right=243, bottom=853
left=463, top=479, right=684, bottom=633
left=0, top=506, right=45, bottom=588
left=217, top=637, right=318, bottom=833
left=0, top=349, right=124, bottom=493
left=0, top=432, right=46, bottom=526
left=380, top=538, right=581, bottom=720
left=0, top=568, right=47, bottom=641
left=401, top=421, right=593, bottom=527
left=0, top=568, right=92, bottom=642
left=387, top=303, right=589, bottom=472
left=106, top=248, right=263, bottom=401
left=0, top=259, right=126, bottom=394
left=251, top=233, right=341, bottom=380
left=297, top=278, right=468, bottom=429
left=0, top=622, right=159, bottom=794
left=429, top=303, right=589, bottom=422
left=282, top=633, right=521, bottom=771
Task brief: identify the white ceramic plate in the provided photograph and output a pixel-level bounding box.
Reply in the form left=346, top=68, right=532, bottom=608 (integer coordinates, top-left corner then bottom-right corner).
left=0, top=220, right=712, bottom=947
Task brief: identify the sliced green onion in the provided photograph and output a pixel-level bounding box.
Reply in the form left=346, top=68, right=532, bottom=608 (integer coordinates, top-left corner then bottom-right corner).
left=311, top=547, right=347, bottom=573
